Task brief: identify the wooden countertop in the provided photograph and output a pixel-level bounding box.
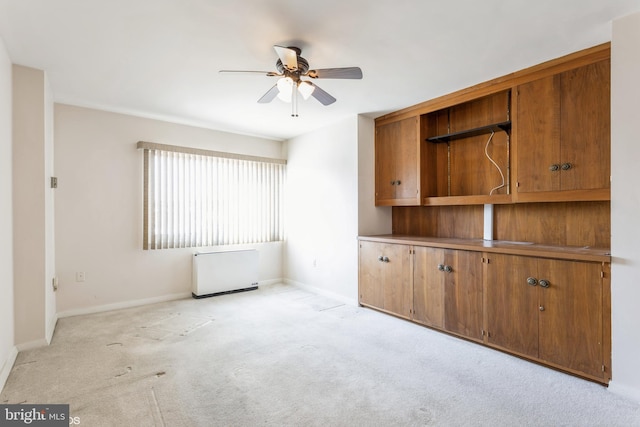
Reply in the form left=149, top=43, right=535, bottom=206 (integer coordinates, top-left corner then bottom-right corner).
left=358, top=235, right=611, bottom=263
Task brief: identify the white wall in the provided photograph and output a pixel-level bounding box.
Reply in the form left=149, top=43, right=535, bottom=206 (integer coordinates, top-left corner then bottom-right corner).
left=284, top=117, right=360, bottom=302
left=357, top=115, right=392, bottom=235
left=610, top=11, right=640, bottom=402
left=283, top=116, right=390, bottom=303
left=12, top=65, right=55, bottom=348
left=54, top=105, right=284, bottom=315
left=0, top=35, right=16, bottom=391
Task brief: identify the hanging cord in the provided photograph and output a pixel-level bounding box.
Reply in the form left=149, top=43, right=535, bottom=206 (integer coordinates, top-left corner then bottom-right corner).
left=484, top=131, right=505, bottom=195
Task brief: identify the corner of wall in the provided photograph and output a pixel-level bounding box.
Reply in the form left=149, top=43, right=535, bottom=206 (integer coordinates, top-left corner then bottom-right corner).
left=0, top=346, right=18, bottom=394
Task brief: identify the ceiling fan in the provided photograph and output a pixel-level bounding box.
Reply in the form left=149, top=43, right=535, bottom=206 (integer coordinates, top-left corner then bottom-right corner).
left=220, top=45, right=363, bottom=117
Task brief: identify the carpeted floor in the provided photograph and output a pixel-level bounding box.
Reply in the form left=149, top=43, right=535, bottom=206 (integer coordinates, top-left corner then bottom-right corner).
left=2, top=283, right=639, bottom=426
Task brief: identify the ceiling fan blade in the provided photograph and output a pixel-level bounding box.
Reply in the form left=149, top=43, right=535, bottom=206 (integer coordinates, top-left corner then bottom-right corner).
left=306, top=67, right=363, bottom=79
left=309, top=83, right=337, bottom=106
left=219, top=70, right=281, bottom=76
left=273, top=45, right=298, bottom=71
left=257, top=84, right=280, bottom=103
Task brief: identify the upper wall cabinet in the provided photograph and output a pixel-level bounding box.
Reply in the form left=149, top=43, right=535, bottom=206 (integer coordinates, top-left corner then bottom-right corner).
left=375, top=116, right=421, bottom=206
left=515, top=59, right=611, bottom=202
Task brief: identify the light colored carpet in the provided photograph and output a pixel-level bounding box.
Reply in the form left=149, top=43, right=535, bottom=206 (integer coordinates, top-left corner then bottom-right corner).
left=2, top=283, right=639, bottom=426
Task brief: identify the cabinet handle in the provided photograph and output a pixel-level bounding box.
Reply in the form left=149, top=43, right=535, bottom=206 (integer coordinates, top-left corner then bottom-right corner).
left=395, top=180, right=401, bottom=185
left=444, top=265, right=453, bottom=273
left=527, top=277, right=538, bottom=286
left=390, top=181, right=396, bottom=186
left=538, top=279, right=550, bottom=288
left=561, top=162, right=572, bottom=171
left=539, top=306, right=545, bottom=312
left=383, top=256, right=390, bottom=263
left=378, top=255, right=384, bottom=262
left=549, top=164, right=560, bottom=172
left=438, top=264, right=445, bottom=271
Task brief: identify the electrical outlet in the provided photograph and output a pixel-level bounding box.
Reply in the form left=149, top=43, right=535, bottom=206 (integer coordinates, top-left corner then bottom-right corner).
left=76, top=272, right=85, bottom=282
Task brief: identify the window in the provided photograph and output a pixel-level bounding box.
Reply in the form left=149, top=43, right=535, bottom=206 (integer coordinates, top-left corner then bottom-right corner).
left=138, top=141, right=285, bottom=250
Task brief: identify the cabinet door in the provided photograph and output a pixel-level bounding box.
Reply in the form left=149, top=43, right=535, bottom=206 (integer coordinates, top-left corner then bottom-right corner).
left=394, top=117, right=419, bottom=201
left=413, top=246, right=444, bottom=328
left=358, top=240, right=384, bottom=309
left=358, top=241, right=412, bottom=318
left=382, top=243, right=413, bottom=318
left=485, top=254, right=539, bottom=358
left=516, top=75, right=561, bottom=193
left=375, top=122, right=399, bottom=204
left=516, top=60, right=610, bottom=197
left=443, top=250, right=483, bottom=341
left=375, top=117, right=419, bottom=206
left=537, top=259, right=603, bottom=378
left=560, top=59, right=610, bottom=192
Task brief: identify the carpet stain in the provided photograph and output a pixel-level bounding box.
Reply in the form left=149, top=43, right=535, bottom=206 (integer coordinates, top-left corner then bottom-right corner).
left=115, top=366, right=132, bottom=378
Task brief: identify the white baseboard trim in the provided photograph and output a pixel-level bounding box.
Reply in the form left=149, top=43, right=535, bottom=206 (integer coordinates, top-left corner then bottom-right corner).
left=608, top=380, right=640, bottom=404
left=16, top=338, right=49, bottom=352
left=283, top=279, right=358, bottom=306
left=46, top=313, right=58, bottom=345
left=57, top=292, right=192, bottom=319
left=0, top=346, right=18, bottom=393
left=259, top=279, right=283, bottom=287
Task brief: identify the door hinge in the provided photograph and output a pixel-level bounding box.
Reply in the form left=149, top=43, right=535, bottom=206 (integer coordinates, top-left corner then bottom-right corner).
left=50, top=176, right=58, bottom=188
left=601, top=271, right=605, bottom=279
left=516, top=181, right=520, bottom=188
left=482, top=257, right=490, bottom=264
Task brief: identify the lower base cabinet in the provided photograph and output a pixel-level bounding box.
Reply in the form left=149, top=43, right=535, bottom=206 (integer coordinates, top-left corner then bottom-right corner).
left=485, top=253, right=608, bottom=381
left=358, top=238, right=611, bottom=383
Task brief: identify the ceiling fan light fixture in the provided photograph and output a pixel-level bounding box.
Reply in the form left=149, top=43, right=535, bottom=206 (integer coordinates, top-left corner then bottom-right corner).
left=298, top=81, right=315, bottom=100
left=276, top=77, right=294, bottom=102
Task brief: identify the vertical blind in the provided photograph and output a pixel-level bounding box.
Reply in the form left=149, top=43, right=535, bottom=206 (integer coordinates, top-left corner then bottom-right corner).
left=138, top=141, right=286, bottom=250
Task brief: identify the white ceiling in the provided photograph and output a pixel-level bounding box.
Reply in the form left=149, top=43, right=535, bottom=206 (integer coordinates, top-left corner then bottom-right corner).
left=1, top=0, right=639, bottom=141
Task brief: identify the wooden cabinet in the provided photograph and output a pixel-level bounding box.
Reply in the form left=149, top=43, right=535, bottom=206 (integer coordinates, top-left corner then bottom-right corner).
left=515, top=59, right=610, bottom=201
left=375, top=116, right=420, bottom=206
left=485, top=253, right=608, bottom=381
left=413, top=247, right=483, bottom=341
left=358, top=240, right=412, bottom=318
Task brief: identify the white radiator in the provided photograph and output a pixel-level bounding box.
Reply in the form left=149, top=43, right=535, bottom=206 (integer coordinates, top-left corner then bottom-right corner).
left=192, top=250, right=259, bottom=298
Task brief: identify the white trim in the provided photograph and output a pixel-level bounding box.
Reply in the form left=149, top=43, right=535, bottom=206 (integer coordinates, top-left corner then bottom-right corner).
left=608, top=381, right=640, bottom=404
left=0, top=346, right=18, bottom=393
left=57, top=292, right=191, bottom=319
left=16, top=339, right=49, bottom=352
left=283, top=279, right=358, bottom=306
left=259, top=279, right=283, bottom=287
left=46, top=313, right=58, bottom=345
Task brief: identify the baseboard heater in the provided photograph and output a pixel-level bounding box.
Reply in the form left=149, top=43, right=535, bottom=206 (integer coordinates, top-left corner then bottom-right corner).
left=192, top=250, right=259, bottom=299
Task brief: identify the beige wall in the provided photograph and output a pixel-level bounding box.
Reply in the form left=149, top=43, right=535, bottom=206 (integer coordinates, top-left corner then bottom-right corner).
left=610, top=10, right=640, bottom=402
left=54, top=105, right=284, bottom=315
left=12, top=65, right=56, bottom=348
left=0, top=35, right=15, bottom=390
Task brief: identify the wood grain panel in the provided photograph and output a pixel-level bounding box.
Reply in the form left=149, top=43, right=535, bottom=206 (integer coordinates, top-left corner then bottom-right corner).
left=494, top=201, right=610, bottom=248
left=516, top=75, right=561, bottom=193
left=392, top=205, right=483, bottom=239
left=358, top=240, right=384, bottom=308
left=413, top=246, right=445, bottom=328
left=449, top=132, right=509, bottom=196
left=444, top=250, right=483, bottom=341
left=449, top=91, right=510, bottom=133
left=560, top=59, right=611, bottom=191
left=485, top=253, right=539, bottom=358
left=538, top=259, right=603, bottom=379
